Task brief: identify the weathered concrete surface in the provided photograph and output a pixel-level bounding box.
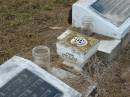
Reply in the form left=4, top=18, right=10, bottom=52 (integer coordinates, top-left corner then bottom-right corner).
left=97, top=31, right=130, bottom=63
left=57, top=29, right=99, bottom=72
left=97, top=39, right=121, bottom=63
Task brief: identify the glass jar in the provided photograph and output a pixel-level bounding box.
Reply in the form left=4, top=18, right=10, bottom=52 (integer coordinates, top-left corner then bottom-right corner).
left=32, top=45, right=50, bottom=70
left=81, top=16, right=93, bottom=34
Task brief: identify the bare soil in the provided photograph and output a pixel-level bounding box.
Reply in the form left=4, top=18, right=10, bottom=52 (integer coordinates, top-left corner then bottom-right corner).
left=0, top=0, right=130, bottom=97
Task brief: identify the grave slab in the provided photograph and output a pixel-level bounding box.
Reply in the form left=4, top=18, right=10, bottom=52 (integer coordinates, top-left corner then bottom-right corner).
left=0, top=56, right=81, bottom=97
left=97, top=39, right=121, bottom=62
left=72, top=0, right=130, bottom=39
left=57, top=29, right=99, bottom=71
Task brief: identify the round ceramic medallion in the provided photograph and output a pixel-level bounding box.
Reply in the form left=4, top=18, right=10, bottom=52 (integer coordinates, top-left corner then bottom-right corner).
left=70, top=36, right=88, bottom=47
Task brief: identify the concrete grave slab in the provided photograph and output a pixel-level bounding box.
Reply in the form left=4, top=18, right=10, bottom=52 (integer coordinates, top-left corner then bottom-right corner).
left=0, top=56, right=82, bottom=97
left=72, top=0, right=130, bottom=39
left=97, top=39, right=121, bottom=62
left=57, top=29, right=99, bottom=71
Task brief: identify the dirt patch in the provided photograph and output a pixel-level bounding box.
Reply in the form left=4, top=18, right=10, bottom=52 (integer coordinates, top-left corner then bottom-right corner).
left=96, top=44, right=130, bottom=97
left=0, top=0, right=71, bottom=63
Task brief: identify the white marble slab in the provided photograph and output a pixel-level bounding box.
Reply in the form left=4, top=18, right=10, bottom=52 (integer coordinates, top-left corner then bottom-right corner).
left=72, top=0, right=130, bottom=39
left=0, top=56, right=82, bottom=97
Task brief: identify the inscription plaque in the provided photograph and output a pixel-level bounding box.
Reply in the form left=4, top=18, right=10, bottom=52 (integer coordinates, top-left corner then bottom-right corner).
left=91, top=0, right=130, bottom=26
left=0, top=69, right=63, bottom=97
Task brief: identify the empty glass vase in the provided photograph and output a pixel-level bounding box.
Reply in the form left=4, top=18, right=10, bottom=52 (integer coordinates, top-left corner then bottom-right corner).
left=32, top=45, right=50, bottom=70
